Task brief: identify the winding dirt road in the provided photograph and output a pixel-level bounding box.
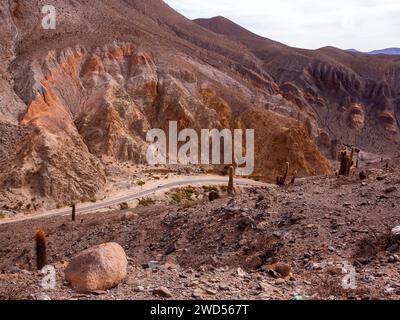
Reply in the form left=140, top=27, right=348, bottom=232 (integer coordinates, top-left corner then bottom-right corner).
left=0, top=175, right=268, bottom=226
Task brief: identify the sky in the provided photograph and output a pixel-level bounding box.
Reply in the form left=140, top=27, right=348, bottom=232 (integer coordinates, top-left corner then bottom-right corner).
left=164, top=0, right=400, bottom=52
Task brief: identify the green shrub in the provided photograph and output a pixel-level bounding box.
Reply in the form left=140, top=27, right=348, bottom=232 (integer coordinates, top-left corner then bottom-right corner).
left=138, top=198, right=156, bottom=207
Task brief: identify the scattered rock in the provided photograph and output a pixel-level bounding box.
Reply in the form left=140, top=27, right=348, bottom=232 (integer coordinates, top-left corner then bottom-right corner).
left=385, top=187, right=397, bottom=194
left=219, top=283, right=230, bottom=291
left=205, top=288, right=217, bottom=295
left=135, top=286, right=145, bottom=292
left=238, top=215, right=256, bottom=230
left=153, top=287, right=173, bottom=298
left=266, top=263, right=292, bottom=278
left=209, top=191, right=220, bottom=202
left=142, top=261, right=160, bottom=270
left=31, top=293, right=51, bottom=300
left=359, top=171, right=368, bottom=180
left=65, top=242, right=128, bottom=293
left=192, top=288, right=205, bottom=299
left=92, top=290, right=108, bottom=296
left=391, top=226, right=400, bottom=237
left=236, top=267, right=250, bottom=278
left=165, top=242, right=177, bottom=255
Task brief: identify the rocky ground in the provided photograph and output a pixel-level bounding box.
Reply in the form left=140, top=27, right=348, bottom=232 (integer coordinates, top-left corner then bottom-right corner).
left=0, top=159, right=399, bottom=300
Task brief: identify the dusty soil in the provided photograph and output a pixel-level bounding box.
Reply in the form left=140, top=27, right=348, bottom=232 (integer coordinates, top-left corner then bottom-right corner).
left=0, top=159, right=400, bottom=300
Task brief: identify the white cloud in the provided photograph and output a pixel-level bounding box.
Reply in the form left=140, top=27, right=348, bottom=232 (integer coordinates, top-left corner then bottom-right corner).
left=164, top=0, right=400, bottom=51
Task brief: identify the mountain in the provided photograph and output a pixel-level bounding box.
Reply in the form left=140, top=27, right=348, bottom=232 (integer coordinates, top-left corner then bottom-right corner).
left=0, top=0, right=333, bottom=210
left=195, top=16, right=400, bottom=156
left=347, top=48, right=400, bottom=55
left=1, top=1, right=399, bottom=210
left=368, top=48, right=400, bottom=56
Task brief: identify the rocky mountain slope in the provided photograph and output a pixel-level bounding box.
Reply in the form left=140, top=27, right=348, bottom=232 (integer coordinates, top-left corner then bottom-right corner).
left=0, top=0, right=333, bottom=209
left=195, top=16, right=400, bottom=157
left=1, top=158, right=400, bottom=300
left=1, top=0, right=398, bottom=210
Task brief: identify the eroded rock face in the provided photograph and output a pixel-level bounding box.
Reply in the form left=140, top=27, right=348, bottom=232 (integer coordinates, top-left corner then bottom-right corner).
left=65, top=243, right=128, bottom=293
left=10, top=0, right=400, bottom=209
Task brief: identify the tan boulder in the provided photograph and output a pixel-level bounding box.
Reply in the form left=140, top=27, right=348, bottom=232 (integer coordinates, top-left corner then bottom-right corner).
left=65, top=242, right=128, bottom=293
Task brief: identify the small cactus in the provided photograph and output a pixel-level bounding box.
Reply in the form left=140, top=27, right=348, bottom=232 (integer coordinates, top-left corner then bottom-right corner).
left=228, top=166, right=235, bottom=197
left=35, top=228, right=47, bottom=271
left=290, top=170, right=297, bottom=185
left=71, top=204, right=76, bottom=221
left=338, top=149, right=353, bottom=176
left=277, top=162, right=290, bottom=187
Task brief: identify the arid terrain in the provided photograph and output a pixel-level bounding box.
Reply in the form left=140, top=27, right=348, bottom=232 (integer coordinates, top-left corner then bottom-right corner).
left=1, top=0, right=400, bottom=301
left=0, top=158, right=399, bottom=300
left=1, top=0, right=400, bottom=211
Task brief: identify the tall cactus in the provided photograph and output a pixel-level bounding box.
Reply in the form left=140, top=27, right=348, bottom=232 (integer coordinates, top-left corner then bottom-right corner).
left=228, top=166, right=235, bottom=197
left=35, top=228, right=47, bottom=271
left=72, top=204, right=76, bottom=221
left=277, top=162, right=290, bottom=187
left=339, top=149, right=354, bottom=176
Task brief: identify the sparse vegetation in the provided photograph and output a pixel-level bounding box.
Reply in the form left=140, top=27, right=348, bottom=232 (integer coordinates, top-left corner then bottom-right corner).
left=339, top=148, right=354, bottom=176
left=228, top=166, right=235, bottom=196
left=170, top=186, right=198, bottom=204
left=71, top=204, right=76, bottom=221
left=120, top=202, right=129, bottom=210
left=202, top=185, right=219, bottom=193
left=277, top=162, right=290, bottom=187
left=182, top=200, right=193, bottom=209
left=136, top=180, right=146, bottom=187
left=35, top=229, right=47, bottom=271
left=138, top=197, right=156, bottom=207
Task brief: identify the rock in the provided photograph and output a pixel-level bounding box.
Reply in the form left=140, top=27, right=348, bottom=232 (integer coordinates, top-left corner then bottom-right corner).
left=31, top=293, right=51, bottom=300
left=65, top=242, right=128, bottom=293
left=236, top=267, right=250, bottom=278
left=258, top=282, right=275, bottom=293
left=10, top=266, right=22, bottom=273
left=92, top=290, right=107, bottom=296
left=165, top=242, right=177, bottom=255
left=122, top=212, right=138, bottom=220
left=273, top=231, right=282, bottom=238
left=153, top=287, right=173, bottom=298
left=385, top=187, right=397, bottom=194
left=192, top=288, right=205, bottom=299
left=142, top=261, right=159, bottom=270
left=135, top=286, right=145, bottom=292
left=219, top=283, right=230, bottom=291
left=391, top=226, right=400, bottom=237
left=266, top=263, right=292, bottom=278
left=238, top=215, right=256, bottom=230
left=359, top=171, right=368, bottom=180
left=208, top=191, right=220, bottom=202
left=205, top=288, right=217, bottom=295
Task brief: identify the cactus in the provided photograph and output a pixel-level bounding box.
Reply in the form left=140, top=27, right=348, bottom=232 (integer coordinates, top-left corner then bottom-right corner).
left=228, top=166, right=235, bottom=197
left=339, top=149, right=354, bottom=176
left=277, top=162, right=290, bottom=187
left=72, top=204, right=76, bottom=221
left=290, top=170, right=297, bottom=185
left=35, top=228, right=47, bottom=270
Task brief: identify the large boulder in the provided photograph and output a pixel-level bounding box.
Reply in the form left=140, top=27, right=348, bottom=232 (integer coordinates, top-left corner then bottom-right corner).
left=65, top=242, right=128, bottom=293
